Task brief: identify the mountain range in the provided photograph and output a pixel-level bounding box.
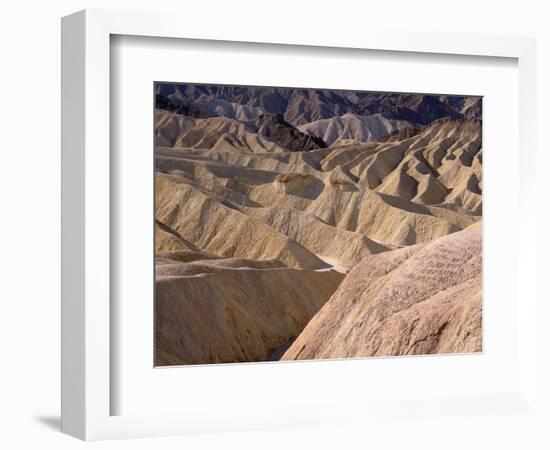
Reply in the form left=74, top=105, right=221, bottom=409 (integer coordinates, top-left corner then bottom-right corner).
left=156, top=83, right=481, bottom=126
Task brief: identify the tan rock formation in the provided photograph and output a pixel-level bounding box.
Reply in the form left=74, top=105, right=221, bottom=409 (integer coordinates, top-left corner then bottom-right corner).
left=155, top=263, right=344, bottom=365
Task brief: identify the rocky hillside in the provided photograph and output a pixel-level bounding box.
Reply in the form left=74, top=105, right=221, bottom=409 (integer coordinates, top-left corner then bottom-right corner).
left=282, top=228, right=482, bottom=360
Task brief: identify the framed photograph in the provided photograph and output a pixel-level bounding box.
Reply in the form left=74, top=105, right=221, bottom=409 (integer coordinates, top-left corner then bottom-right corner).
left=62, top=9, right=541, bottom=442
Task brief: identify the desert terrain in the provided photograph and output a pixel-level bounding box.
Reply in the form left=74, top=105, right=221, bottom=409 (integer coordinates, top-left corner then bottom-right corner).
left=154, top=84, right=482, bottom=366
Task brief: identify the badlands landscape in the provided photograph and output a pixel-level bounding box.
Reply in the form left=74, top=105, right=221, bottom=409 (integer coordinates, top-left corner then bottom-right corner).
left=154, top=84, right=482, bottom=366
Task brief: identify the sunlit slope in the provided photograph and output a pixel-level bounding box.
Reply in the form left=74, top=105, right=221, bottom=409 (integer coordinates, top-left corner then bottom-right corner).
left=282, top=228, right=482, bottom=360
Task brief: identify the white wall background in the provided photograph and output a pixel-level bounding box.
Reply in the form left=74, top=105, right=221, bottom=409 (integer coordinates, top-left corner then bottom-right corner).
left=0, top=1, right=548, bottom=448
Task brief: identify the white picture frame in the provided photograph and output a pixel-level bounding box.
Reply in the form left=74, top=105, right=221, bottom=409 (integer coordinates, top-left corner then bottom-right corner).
left=61, top=9, right=541, bottom=442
